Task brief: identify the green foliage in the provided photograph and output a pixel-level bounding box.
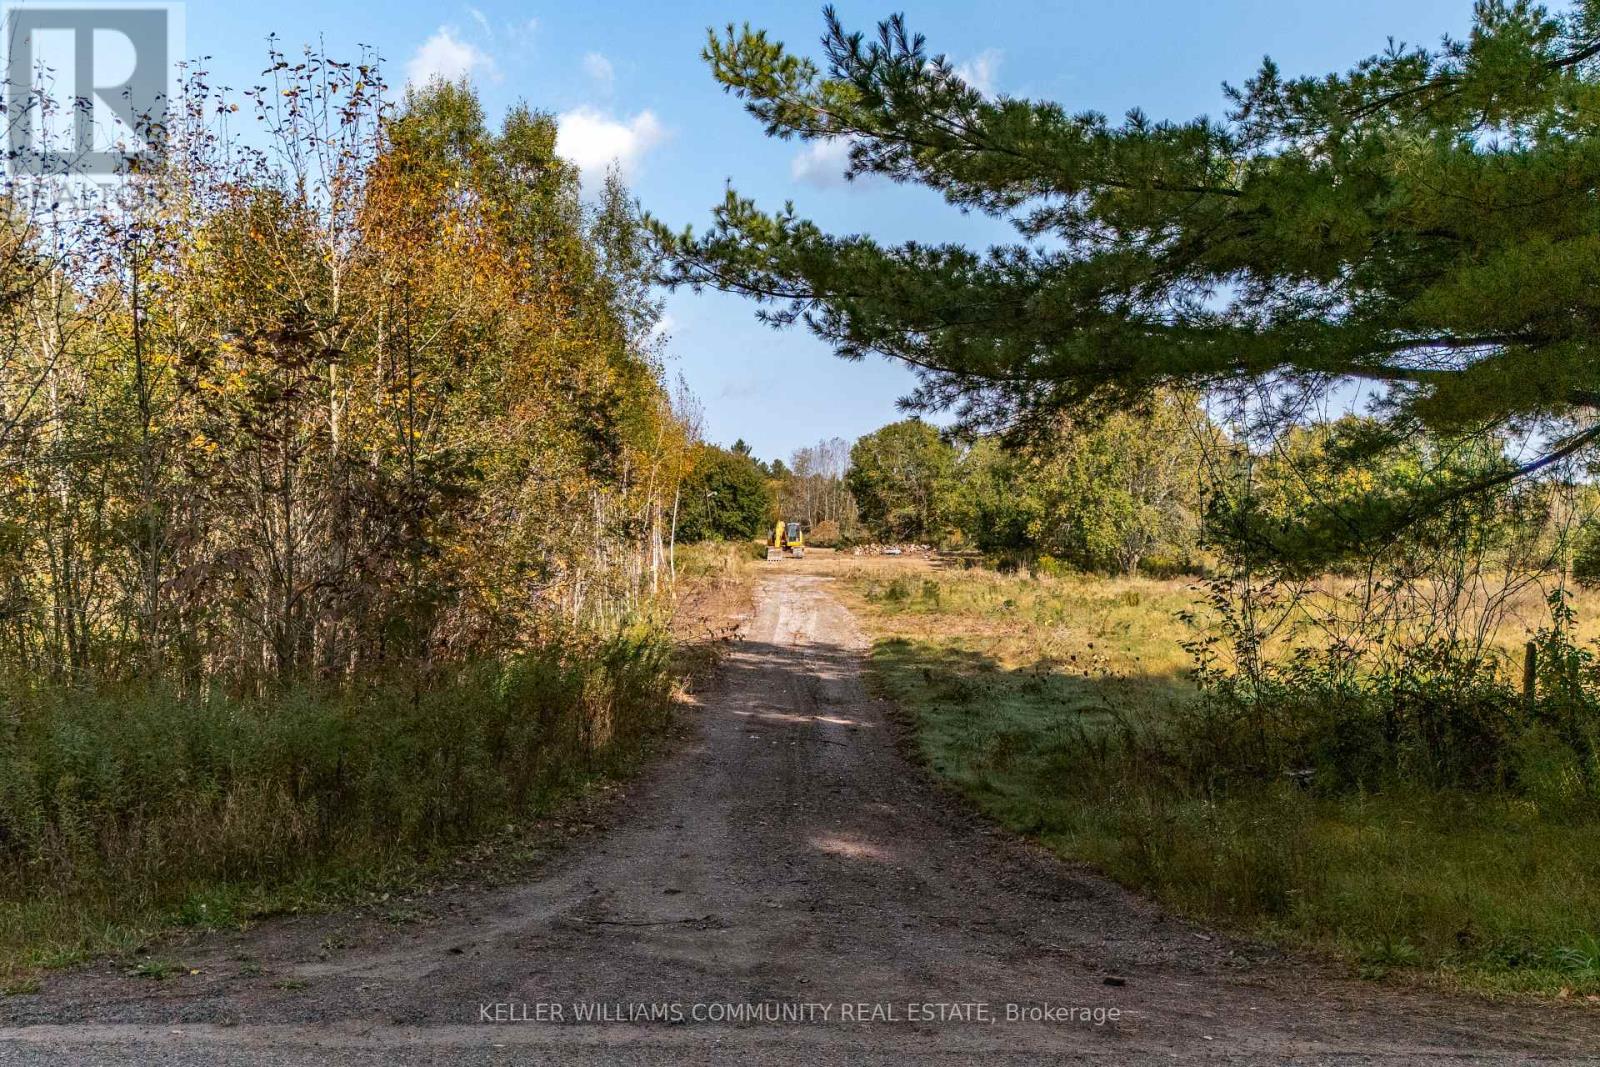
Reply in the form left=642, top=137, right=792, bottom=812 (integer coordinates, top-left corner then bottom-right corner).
left=1575, top=522, right=1600, bottom=588
left=0, top=65, right=691, bottom=688
left=676, top=445, right=774, bottom=542
left=130, top=959, right=183, bottom=981
left=0, top=628, right=674, bottom=964
left=1170, top=568, right=1600, bottom=796
left=852, top=566, right=1600, bottom=994
left=846, top=419, right=955, bottom=541
left=1022, top=394, right=1206, bottom=574
left=0, top=56, right=697, bottom=984
left=1205, top=417, right=1528, bottom=575
left=1527, top=589, right=1600, bottom=788
left=852, top=394, right=1207, bottom=572
left=944, top=439, right=1031, bottom=553
left=661, top=5, right=1600, bottom=519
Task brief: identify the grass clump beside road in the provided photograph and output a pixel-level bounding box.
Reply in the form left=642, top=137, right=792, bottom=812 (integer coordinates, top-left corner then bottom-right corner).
left=0, top=544, right=757, bottom=992
left=844, top=563, right=1600, bottom=997
left=0, top=630, right=677, bottom=991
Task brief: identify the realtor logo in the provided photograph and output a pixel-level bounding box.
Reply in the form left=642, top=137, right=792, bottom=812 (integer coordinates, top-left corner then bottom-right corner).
left=2, top=3, right=183, bottom=176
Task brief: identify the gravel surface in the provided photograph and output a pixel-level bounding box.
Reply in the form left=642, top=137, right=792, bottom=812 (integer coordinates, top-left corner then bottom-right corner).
left=2, top=567, right=1597, bottom=1065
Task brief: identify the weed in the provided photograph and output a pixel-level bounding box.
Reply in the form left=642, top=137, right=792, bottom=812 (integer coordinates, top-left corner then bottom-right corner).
left=1551, top=932, right=1600, bottom=981
left=382, top=907, right=432, bottom=925
left=1359, top=936, right=1423, bottom=976
left=130, top=959, right=182, bottom=981
left=0, top=629, right=676, bottom=972
left=24, top=944, right=90, bottom=970
left=847, top=563, right=1600, bottom=996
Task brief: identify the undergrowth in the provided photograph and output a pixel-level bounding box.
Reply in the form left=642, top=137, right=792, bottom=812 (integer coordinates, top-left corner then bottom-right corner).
left=0, top=627, right=674, bottom=986
left=849, top=564, right=1600, bottom=997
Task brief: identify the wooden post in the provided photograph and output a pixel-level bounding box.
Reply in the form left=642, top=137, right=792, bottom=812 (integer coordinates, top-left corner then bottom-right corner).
left=1524, top=641, right=1538, bottom=708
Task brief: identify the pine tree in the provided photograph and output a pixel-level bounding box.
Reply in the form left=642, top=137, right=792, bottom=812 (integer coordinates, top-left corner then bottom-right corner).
left=659, top=3, right=1600, bottom=507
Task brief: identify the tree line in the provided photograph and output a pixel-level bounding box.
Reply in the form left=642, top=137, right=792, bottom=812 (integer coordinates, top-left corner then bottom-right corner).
left=673, top=392, right=1210, bottom=574
left=0, top=60, right=692, bottom=693
left=0, top=55, right=706, bottom=941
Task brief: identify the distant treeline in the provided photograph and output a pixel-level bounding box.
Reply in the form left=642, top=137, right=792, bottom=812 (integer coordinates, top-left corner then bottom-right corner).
left=676, top=395, right=1209, bottom=574
left=679, top=392, right=1596, bottom=582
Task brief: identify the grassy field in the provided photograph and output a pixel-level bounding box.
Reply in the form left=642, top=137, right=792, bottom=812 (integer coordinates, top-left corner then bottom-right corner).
left=838, top=559, right=1600, bottom=997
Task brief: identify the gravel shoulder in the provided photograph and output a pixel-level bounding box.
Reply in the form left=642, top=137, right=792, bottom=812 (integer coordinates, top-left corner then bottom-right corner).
left=2, top=565, right=1597, bottom=1065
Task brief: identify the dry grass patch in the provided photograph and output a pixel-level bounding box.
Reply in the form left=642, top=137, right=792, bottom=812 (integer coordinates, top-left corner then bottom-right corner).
left=846, top=558, right=1600, bottom=998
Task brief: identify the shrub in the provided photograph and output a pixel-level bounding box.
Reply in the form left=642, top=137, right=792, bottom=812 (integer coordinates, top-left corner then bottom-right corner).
left=867, top=577, right=915, bottom=604
left=1171, top=653, right=1527, bottom=793
left=0, top=629, right=674, bottom=912
left=1031, top=555, right=1070, bottom=579
left=1167, top=588, right=1600, bottom=797
left=1575, top=523, right=1600, bottom=588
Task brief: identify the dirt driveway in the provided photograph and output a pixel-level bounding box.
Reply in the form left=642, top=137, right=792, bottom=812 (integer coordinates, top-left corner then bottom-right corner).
left=2, top=567, right=1597, bottom=1064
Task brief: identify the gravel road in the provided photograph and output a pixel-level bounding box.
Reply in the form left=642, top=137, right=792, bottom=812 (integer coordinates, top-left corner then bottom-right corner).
left=2, top=567, right=1597, bottom=1065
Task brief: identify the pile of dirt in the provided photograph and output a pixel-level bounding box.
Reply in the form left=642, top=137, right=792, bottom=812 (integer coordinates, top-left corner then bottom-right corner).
left=848, top=543, right=933, bottom=557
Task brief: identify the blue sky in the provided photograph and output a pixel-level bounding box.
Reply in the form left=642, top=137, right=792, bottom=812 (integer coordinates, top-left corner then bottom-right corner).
left=187, top=0, right=1476, bottom=462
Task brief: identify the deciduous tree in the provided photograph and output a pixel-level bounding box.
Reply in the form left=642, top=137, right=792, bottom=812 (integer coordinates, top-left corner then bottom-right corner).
left=847, top=419, right=954, bottom=541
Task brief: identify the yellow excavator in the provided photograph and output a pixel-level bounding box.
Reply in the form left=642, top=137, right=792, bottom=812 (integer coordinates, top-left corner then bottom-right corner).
left=766, top=520, right=805, bottom=561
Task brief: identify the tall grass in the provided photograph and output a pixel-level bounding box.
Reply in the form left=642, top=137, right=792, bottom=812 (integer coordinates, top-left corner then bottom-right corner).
left=0, top=628, right=674, bottom=974
left=674, top=538, right=769, bottom=578
left=847, top=564, right=1600, bottom=996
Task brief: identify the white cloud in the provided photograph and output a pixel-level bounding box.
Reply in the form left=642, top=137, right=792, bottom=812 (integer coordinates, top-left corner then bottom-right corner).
left=954, top=48, right=1003, bottom=96
left=406, top=26, right=496, bottom=87
left=504, top=17, right=538, bottom=50
left=555, top=107, right=665, bottom=185
left=582, top=52, right=615, bottom=93
left=467, top=7, right=491, bottom=35
left=791, top=136, right=854, bottom=189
